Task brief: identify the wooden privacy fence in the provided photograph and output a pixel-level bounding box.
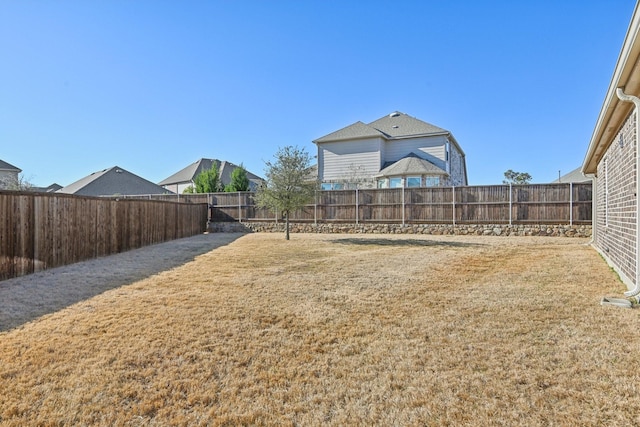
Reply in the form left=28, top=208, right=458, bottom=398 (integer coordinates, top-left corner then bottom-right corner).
left=201, top=183, right=592, bottom=225
left=0, top=191, right=209, bottom=281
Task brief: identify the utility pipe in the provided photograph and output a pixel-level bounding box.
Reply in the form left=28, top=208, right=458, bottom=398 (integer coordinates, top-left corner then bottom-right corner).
left=616, top=87, right=640, bottom=298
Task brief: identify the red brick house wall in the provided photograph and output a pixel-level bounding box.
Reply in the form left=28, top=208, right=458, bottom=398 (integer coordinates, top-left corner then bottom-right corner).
left=595, top=111, right=637, bottom=285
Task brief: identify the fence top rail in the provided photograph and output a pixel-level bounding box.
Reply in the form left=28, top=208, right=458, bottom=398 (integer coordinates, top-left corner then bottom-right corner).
left=104, top=182, right=592, bottom=200
left=0, top=191, right=210, bottom=207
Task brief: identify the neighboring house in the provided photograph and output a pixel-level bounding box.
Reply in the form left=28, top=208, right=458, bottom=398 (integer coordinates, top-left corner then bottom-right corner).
left=30, top=183, right=63, bottom=193
left=313, top=111, right=468, bottom=189
left=552, top=167, right=591, bottom=183
left=159, top=158, right=264, bottom=193
left=57, top=166, right=173, bottom=197
left=0, top=159, right=21, bottom=190
left=582, top=1, right=640, bottom=295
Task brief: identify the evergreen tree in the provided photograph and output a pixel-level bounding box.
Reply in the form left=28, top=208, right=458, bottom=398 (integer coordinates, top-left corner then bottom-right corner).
left=224, top=164, right=250, bottom=192
left=194, top=162, right=220, bottom=193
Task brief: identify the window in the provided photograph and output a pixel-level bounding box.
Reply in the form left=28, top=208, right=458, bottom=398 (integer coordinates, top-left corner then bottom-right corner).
left=321, top=182, right=344, bottom=190
left=389, top=177, right=403, bottom=188
left=406, top=176, right=421, bottom=188
left=425, top=176, right=440, bottom=187
left=377, top=178, right=388, bottom=188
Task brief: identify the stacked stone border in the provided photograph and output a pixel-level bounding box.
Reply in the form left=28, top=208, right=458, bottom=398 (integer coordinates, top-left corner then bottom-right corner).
left=208, top=222, right=592, bottom=238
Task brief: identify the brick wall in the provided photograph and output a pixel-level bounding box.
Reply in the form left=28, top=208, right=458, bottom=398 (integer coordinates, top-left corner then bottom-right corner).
left=0, top=171, right=18, bottom=190
left=449, top=143, right=467, bottom=186
left=595, top=110, right=637, bottom=285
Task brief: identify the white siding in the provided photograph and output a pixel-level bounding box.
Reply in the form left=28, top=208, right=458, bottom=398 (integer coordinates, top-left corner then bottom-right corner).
left=162, top=182, right=193, bottom=194
left=383, top=136, right=447, bottom=170
left=319, top=138, right=383, bottom=181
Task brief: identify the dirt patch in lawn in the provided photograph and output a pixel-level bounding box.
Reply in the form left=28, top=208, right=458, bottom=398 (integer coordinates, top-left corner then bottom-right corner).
left=1, top=233, right=638, bottom=426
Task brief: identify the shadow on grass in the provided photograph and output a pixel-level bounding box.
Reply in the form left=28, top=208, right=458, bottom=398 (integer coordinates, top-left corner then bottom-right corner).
left=332, top=237, right=483, bottom=248
left=0, top=233, right=244, bottom=333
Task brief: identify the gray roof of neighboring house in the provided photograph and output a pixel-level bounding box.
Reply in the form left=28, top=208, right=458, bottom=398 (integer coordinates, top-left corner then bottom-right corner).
left=552, top=167, right=591, bottom=183
left=314, top=112, right=449, bottom=143
left=30, top=183, right=63, bottom=193
left=0, top=160, right=21, bottom=172
left=57, top=166, right=173, bottom=196
left=376, top=153, right=448, bottom=177
left=158, top=158, right=264, bottom=188
left=368, top=112, right=448, bottom=138
left=313, top=121, right=385, bottom=143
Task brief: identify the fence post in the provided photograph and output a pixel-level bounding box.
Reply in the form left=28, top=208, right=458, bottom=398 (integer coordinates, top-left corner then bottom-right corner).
left=355, top=188, right=359, bottom=225
left=402, top=186, right=405, bottom=226
left=208, top=193, right=212, bottom=223
left=452, top=186, right=456, bottom=225
left=314, top=189, right=318, bottom=226
left=238, top=192, right=242, bottom=222
left=569, top=182, right=573, bottom=226
left=509, top=183, right=513, bottom=226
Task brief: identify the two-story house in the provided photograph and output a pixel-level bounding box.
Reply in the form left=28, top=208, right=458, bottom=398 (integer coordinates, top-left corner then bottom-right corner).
left=313, top=112, right=467, bottom=189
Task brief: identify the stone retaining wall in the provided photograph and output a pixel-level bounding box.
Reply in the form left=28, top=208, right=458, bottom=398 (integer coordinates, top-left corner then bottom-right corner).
left=208, top=221, right=592, bottom=238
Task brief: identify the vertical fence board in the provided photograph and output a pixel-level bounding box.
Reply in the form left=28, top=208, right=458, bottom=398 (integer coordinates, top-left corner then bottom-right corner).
left=197, top=183, right=592, bottom=225
left=0, top=192, right=208, bottom=281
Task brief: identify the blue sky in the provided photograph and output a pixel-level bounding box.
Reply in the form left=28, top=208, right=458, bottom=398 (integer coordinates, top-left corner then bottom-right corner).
left=1, top=0, right=636, bottom=187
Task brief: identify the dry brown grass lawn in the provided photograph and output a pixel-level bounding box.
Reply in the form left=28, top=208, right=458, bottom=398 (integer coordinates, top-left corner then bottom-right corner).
left=1, top=233, right=639, bottom=426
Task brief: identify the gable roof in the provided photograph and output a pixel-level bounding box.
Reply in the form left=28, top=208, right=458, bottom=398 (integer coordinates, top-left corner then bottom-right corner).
left=314, top=112, right=450, bottom=143
left=158, top=158, right=264, bottom=188
left=0, top=160, right=21, bottom=172
left=158, top=158, right=217, bottom=186
left=583, top=2, right=640, bottom=174
left=368, top=112, right=448, bottom=138
left=377, top=153, right=448, bottom=177
left=313, top=121, right=385, bottom=143
left=30, top=183, right=63, bottom=193
left=552, top=167, right=591, bottom=183
left=57, top=166, right=172, bottom=196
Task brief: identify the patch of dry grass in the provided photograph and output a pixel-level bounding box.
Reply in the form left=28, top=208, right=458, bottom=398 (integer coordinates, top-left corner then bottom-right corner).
left=1, top=233, right=639, bottom=426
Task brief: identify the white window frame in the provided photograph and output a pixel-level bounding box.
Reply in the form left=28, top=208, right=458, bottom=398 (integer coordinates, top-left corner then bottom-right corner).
left=406, top=176, right=421, bottom=188
left=425, top=176, right=440, bottom=187
left=389, top=177, right=403, bottom=188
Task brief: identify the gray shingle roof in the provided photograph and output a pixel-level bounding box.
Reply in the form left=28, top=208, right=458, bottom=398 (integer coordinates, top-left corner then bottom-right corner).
left=0, top=159, right=21, bottom=172
left=314, top=112, right=450, bottom=143
left=377, top=153, right=447, bottom=177
left=158, top=158, right=215, bottom=185
left=552, top=167, right=591, bottom=183
left=368, top=112, right=448, bottom=138
left=313, top=121, right=384, bottom=143
left=158, top=158, right=264, bottom=189
left=57, top=166, right=172, bottom=196
left=30, top=183, right=63, bottom=193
